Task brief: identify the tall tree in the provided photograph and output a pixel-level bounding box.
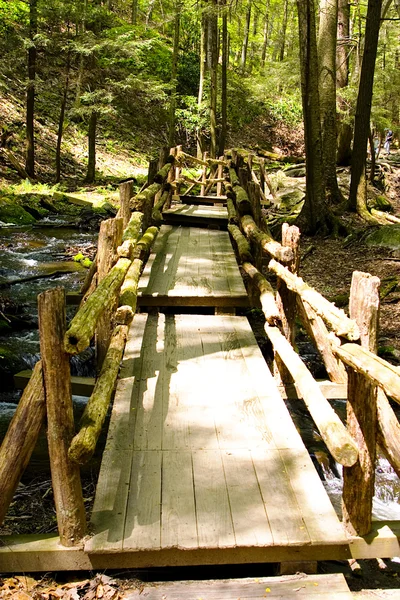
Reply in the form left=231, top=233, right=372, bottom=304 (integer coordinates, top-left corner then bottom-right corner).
left=296, top=0, right=329, bottom=233
left=240, top=0, right=252, bottom=73
left=261, top=0, right=270, bottom=67
left=197, top=3, right=208, bottom=157
left=336, top=0, right=352, bottom=165
left=279, top=0, right=289, bottom=61
left=26, top=0, right=38, bottom=178
left=318, top=0, right=342, bottom=203
left=208, top=0, right=218, bottom=157
left=348, top=0, right=383, bottom=214
left=218, top=0, right=228, bottom=156
left=168, top=0, right=181, bottom=147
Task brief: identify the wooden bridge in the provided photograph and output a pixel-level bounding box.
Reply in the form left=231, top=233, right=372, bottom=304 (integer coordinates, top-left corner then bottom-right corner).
left=1, top=148, right=400, bottom=598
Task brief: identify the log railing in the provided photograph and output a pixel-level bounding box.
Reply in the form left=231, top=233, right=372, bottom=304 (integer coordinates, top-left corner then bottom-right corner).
left=226, top=150, right=400, bottom=537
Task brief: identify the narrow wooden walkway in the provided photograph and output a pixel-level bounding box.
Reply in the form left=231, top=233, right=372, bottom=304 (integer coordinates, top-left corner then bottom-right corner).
left=86, top=207, right=350, bottom=567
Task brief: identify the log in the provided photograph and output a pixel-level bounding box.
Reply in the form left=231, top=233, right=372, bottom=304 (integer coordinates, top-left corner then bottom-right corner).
left=268, top=259, right=360, bottom=340
left=242, top=262, right=280, bottom=325
left=117, top=211, right=143, bottom=259
left=228, top=224, right=253, bottom=263
left=96, top=218, right=124, bottom=371
left=241, top=215, right=294, bottom=263
left=250, top=168, right=269, bottom=204
left=0, top=147, right=35, bottom=182
left=377, top=388, right=400, bottom=479
left=233, top=185, right=252, bottom=216
left=119, top=258, right=142, bottom=312
left=0, top=361, right=45, bottom=526
left=217, top=158, right=223, bottom=197
left=80, top=253, right=97, bottom=295
left=297, top=297, right=348, bottom=384
left=229, top=167, right=240, bottom=187
left=131, top=182, right=161, bottom=230
left=132, top=226, right=159, bottom=261
left=153, top=161, right=174, bottom=184
left=68, top=324, right=128, bottom=465
left=264, top=324, right=359, bottom=467
left=64, top=257, right=132, bottom=355
left=333, top=344, right=400, bottom=404
left=152, top=190, right=170, bottom=223
left=147, top=158, right=158, bottom=185
left=201, top=152, right=208, bottom=196
left=371, top=209, right=400, bottom=224
left=342, top=272, right=379, bottom=536
left=38, top=288, right=86, bottom=546
left=227, top=197, right=239, bottom=224
left=117, top=180, right=134, bottom=228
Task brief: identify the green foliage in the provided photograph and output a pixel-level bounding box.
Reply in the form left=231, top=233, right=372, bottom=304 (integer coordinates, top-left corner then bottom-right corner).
left=177, top=50, right=199, bottom=96
left=0, top=0, right=28, bottom=33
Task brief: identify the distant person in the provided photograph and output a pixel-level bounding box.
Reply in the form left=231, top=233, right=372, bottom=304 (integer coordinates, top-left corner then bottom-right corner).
left=384, top=129, right=393, bottom=156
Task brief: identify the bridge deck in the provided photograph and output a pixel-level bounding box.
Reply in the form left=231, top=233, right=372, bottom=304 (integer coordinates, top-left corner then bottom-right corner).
left=138, top=225, right=248, bottom=308
left=86, top=313, right=349, bottom=564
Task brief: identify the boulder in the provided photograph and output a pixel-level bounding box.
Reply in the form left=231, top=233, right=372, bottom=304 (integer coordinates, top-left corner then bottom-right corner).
left=365, top=225, right=400, bottom=249
left=0, top=198, right=36, bottom=225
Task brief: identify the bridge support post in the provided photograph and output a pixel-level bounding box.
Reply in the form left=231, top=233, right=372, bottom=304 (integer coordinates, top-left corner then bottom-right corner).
left=342, top=271, right=380, bottom=536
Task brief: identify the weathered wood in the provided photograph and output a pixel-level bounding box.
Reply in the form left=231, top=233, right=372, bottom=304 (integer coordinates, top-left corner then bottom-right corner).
left=154, top=160, right=174, bottom=184
left=152, top=190, right=170, bottom=223
left=228, top=224, right=253, bottom=263
left=96, top=218, right=124, bottom=371
left=377, top=388, right=400, bottom=478
left=226, top=197, right=239, bottom=224
left=264, top=324, right=359, bottom=467
left=216, top=158, right=223, bottom=196
left=242, top=262, right=280, bottom=325
left=200, top=152, right=208, bottom=196
left=333, top=344, right=400, bottom=404
left=38, top=288, right=86, bottom=546
left=0, top=361, right=45, bottom=526
left=79, top=253, right=97, bottom=295
left=250, top=166, right=269, bottom=204
left=276, top=223, right=300, bottom=346
left=342, top=272, right=379, bottom=537
left=69, top=325, right=129, bottom=465
left=117, top=180, right=134, bottom=228
left=147, top=158, right=158, bottom=185
left=131, top=183, right=161, bottom=230
left=297, top=297, right=348, bottom=384
left=241, top=215, right=294, bottom=263
left=117, top=211, right=143, bottom=259
left=228, top=166, right=240, bottom=187
left=233, top=184, right=253, bottom=216
left=119, top=258, right=142, bottom=312
left=64, top=257, right=132, bottom=355
left=269, top=259, right=360, bottom=340
left=132, top=226, right=159, bottom=260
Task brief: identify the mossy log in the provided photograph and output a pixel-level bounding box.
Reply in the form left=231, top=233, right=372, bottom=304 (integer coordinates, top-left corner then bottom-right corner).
left=265, top=324, right=359, bottom=467
left=117, top=180, right=134, bottom=228
left=132, top=226, right=159, bottom=260
left=119, top=258, right=143, bottom=312
left=117, top=211, right=143, bottom=259
left=241, top=215, right=294, bottom=263
left=131, top=183, right=161, bottom=211
left=0, top=361, right=45, bottom=526
left=228, top=224, right=253, bottom=263
left=227, top=197, right=239, bottom=224
left=229, top=167, right=240, bottom=187
left=371, top=209, right=400, bottom=224
left=68, top=324, right=128, bottom=465
left=242, top=262, right=280, bottom=325
left=224, top=180, right=235, bottom=200
left=64, top=257, right=131, bottom=355
left=269, top=258, right=360, bottom=341
left=152, top=190, right=170, bottom=223
left=154, top=160, right=174, bottom=184
left=234, top=184, right=253, bottom=216
left=333, top=343, right=400, bottom=404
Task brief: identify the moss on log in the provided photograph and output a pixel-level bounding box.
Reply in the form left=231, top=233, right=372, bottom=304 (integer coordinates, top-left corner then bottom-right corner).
left=117, top=211, right=143, bottom=259
left=269, top=258, right=360, bottom=340
left=133, top=226, right=159, bottom=260
left=64, top=257, right=131, bottom=355
left=241, top=215, right=294, bottom=263
left=234, top=185, right=253, bottom=216
left=119, top=258, right=143, bottom=312
left=152, top=190, right=170, bottom=223
left=228, top=224, right=253, bottom=263
left=0, top=361, right=45, bottom=526
left=265, top=324, right=359, bottom=467
left=154, top=161, right=174, bottom=184
left=227, top=197, right=239, bottom=224
left=242, top=262, right=280, bottom=325
left=68, top=324, right=128, bottom=465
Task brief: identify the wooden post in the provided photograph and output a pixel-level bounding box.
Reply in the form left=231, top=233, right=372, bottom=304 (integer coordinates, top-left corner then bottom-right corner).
left=247, top=182, right=262, bottom=271
left=0, top=361, right=46, bottom=526
left=158, top=146, right=169, bottom=170
left=147, top=158, right=158, bottom=185
left=117, top=180, right=133, bottom=229
left=96, top=217, right=124, bottom=371
left=342, top=271, right=380, bottom=536
left=274, top=223, right=300, bottom=383
left=216, top=157, right=224, bottom=197
left=38, top=287, right=86, bottom=546
left=165, top=146, right=177, bottom=209
left=200, top=151, right=208, bottom=196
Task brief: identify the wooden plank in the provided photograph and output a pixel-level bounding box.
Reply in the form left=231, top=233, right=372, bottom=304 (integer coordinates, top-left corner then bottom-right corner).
left=122, top=573, right=353, bottom=599
left=179, top=194, right=227, bottom=205
left=161, top=450, right=198, bottom=550
left=280, top=381, right=347, bottom=400
left=163, top=204, right=228, bottom=219
left=222, top=449, right=274, bottom=547
left=192, top=450, right=235, bottom=548
left=14, top=370, right=95, bottom=397
left=279, top=448, right=348, bottom=545
left=123, top=450, right=162, bottom=550
left=85, top=315, right=148, bottom=553
left=252, top=448, right=310, bottom=546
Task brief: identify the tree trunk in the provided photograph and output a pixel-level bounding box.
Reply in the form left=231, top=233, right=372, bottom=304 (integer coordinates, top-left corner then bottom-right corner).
left=85, top=110, right=97, bottom=183
left=261, top=0, right=270, bottom=67
left=348, top=0, right=382, bottom=212
left=209, top=0, right=218, bottom=158
left=218, top=1, right=228, bottom=156
left=318, top=0, right=342, bottom=204
left=240, top=0, right=252, bottom=73
left=279, top=0, right=289, bottom=61
left=26, top=0, right=37, bottom=179
left=336, top=0, right=352, bottom=165
left=296, top=0, right=328, bottom=234
left=197, top=5, right=208, bottom=158
left=168, top=1, right=181, bottom=148
left=131, top=0, right=138, bottom=24
left=55, top=47, right=71, bottom=183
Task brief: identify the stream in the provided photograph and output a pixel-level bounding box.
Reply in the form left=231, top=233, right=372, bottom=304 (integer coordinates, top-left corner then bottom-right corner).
left=0, top=220, right=400, bottom=523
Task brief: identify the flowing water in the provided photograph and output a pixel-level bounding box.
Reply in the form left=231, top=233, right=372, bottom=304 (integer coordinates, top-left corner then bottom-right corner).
left=0, top=221, right=399, bottom=521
